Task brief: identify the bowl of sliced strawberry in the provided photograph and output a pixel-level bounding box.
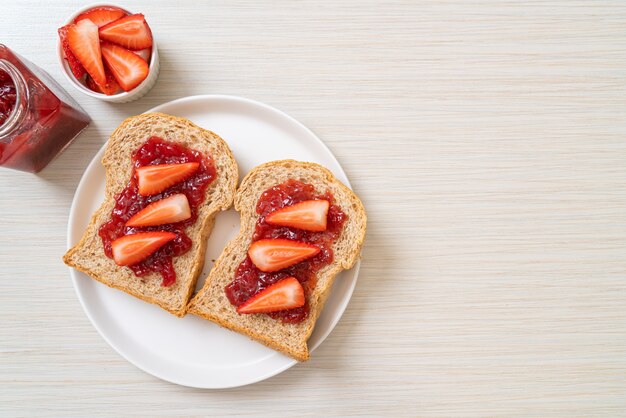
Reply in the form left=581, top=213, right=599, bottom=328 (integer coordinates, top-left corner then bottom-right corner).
left=57, top=3, right=159, bottom=102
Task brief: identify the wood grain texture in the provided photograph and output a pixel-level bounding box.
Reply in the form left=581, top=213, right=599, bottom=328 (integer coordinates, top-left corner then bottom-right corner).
left=1, top=0, right=626, bottom=416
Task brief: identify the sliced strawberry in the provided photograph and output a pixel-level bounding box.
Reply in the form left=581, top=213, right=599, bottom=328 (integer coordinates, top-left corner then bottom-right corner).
left=100, top=71, right=121, bottom=95
left=266, top=199, right=330, bottom=231
left=248, top=239, right=321, bottom=272
left=74, top=6, right=127, bottom=28
left=111, top=231, right=176, bottom=266
left=99, top=14, right=153, bottom=50
left=101, top=42, right=149, bottom=91
left=136, top=162, right=200, bottom=196
left=67, top=19, right=106, bottom=87
left=134, top=48, right=151, bottom=63
left=237, top=277, right=305, bottom=314
left=126, top=194, right=191, bottom=227
left=85, top=75, right=99, bottom=93
left=85, top=71, right=121, bottom=95
left=58, top=25, right=86, bottom=79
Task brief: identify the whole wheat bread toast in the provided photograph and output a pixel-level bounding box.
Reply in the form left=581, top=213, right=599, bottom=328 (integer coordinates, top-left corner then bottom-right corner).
left=187, top=160, right=366, bottom=361
left=63, top=112, right=238, bottom=317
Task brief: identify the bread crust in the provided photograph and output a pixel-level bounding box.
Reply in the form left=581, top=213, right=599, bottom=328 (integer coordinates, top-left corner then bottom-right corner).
left=188, top=160, right=366, bottom=360
left=63, top=112, right=238, bottom=317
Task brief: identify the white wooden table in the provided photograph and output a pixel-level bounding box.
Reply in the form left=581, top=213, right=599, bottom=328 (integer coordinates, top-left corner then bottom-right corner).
left=2, top=1, right=626, bottom=416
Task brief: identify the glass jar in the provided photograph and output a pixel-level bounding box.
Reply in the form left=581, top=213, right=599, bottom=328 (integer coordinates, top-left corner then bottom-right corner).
left=0, top=45, right=90, bottom=173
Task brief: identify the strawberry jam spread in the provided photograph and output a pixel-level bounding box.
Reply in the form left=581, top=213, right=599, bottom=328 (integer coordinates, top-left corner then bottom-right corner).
left=98, top=137, right=216, bottom=286
left=225, top=179, right=347, bottom=323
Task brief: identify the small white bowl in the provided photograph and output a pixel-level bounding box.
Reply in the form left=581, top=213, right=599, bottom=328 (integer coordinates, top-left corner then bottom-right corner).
left=57, top=2, right=160, bottom=103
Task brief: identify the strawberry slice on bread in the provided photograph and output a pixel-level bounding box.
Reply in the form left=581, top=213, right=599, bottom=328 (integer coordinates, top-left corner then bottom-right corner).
left=67, top=19, right=106, bottom=87
left=265, top=199, right=329, bottom=231
left=187, top=160, right=367, bottom=361
left=126, top=193, right=191, bottom=227
left=136, top=162, right=200, bottom=196
left=111, top=231, right=177, bottom=266
left=237, top=277, right=305, bottom=314
left=248, top=239, right=321, bottom=272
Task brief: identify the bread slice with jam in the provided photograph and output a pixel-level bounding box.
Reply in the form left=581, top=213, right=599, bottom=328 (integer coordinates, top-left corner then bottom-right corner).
left=63, top=112, right=238, bottom=317
left=187, top=160, right=366, bottom=361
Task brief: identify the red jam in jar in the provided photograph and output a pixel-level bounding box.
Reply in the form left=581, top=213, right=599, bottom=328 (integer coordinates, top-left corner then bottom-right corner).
left=0, top=70, right=17, bottom=126
left=0, top=45, right=90, bottom=173
left=98, top=137, right=217, bottom=286
left=225, top=179, right=347, bottom=323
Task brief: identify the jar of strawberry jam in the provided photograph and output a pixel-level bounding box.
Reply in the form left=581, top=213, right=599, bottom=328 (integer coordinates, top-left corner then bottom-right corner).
left=0, top=44, right=90, bottom=173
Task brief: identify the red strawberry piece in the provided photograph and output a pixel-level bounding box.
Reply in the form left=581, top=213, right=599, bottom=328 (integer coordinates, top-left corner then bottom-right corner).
left=134, top=48, right=151, bottom=63
left=67, top=19, right=106, bottom=87
left=237, top=277, right=305, bottom=314
left=126, top=193, right=191, bottom=227
left=100, top=42, right=149, bottom=92
left=248, top=239, right=321, bottom=272
left=136, top=162, right=200, bottom=196
left=58, top=25, right=86, bottom=79
left=74, top=6, right=127, bottom=28
left=99, top=14, right=153, bottom=50
left=265, top=199, right=330, bottom=232
left=85, top=71, right=121, bottom=95
left=85, top=75, right=99, bottom=93
left=111, top=231, right=176, bottom=266
left=99, top=71, right=121, bottom=95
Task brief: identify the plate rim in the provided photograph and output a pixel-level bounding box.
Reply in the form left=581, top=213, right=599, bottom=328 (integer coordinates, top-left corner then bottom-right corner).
left=66, top=94, right=361, bottom=388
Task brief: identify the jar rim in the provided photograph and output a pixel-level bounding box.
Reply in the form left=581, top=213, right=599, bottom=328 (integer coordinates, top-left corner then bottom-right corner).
left=0, top=59, right=27, bottom=137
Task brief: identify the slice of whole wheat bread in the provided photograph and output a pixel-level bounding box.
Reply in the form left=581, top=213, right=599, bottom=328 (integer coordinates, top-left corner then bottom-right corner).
left=63, top=112, right=238, bottom=317
left=187, top=160, right=366, bottom=361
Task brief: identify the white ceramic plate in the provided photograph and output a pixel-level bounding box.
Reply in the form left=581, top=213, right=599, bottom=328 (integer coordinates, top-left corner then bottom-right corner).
left=67, top=95, right=361, bottom=388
